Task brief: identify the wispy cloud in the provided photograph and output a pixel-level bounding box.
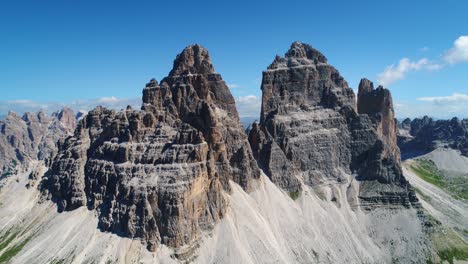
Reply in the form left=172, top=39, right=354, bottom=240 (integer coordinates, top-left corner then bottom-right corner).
left=377, top=58, right=441, bottom=86
left=234, top=95, right=261, bottom=118
left=378, top=35, right=468, bottom=86
left=97, top=96, right=119, bottom=103
left=1, top=94, right=262, bottom=120
left=227, top=83, right=240, bottom=89
left=395, top=92, right=468, bottom=119
left=417, top=93, right=468, bottom=103
left=443, top=36, right=468, bottom=64
left=0, top=96, right=140, bottom=117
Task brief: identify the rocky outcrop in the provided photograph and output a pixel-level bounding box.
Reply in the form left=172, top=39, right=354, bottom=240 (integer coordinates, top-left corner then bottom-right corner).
left=398, top=116, right=468, bottom=158
left=0, top=108, right=76, bottom=178
left=357, top=79, right=399, bottom=161
left=41, top=44, right=260, bottom=251
left=399, top=118, right=412, bottom=131
left=248, top=42, right=417, bottom=208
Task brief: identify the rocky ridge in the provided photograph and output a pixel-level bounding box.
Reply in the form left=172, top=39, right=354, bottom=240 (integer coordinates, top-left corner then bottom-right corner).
left=248, top=42, right=417, bottom=208
left=0, top=42, right=448, bottom=264
left=357, top=78, right=399, bottom=161
left=398, top=116, right=468, bottom=159
left=0, top=108, right=76, bottom=179
left=41, top=44, right=260, bottom=251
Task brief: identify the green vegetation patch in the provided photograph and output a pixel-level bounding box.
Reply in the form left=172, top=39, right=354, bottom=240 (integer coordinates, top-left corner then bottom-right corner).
left=413, top=186, right=432, bottom=202
left=50, top=258, right=66, bottom=264
left=0, top=171, right=11, bottom=179
left=0, top=160, right=18, bottom=179
left=0, top=233, right=33, bottom=263
left=432, top=228, right=468, bottom=264
left=289, top=190, right=300, bottom=200
left=411, top=159, right=468, bottom=201
left=411, top=160, right=446, bottom=188
left=0, top=229, right=20, bottom=253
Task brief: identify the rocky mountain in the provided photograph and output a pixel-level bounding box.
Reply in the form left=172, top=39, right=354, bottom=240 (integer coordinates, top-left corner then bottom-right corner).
left=0, top=108, right=76, bottom=179
left=1, top=42, right=462, bottom=264
left=248, top=42, right=416, bottom=209
left=41, top=44, right=260, bottom=252
left=398, top=116, right=468, bottom=159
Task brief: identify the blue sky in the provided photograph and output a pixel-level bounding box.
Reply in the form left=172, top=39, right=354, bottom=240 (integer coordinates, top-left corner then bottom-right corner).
left=1, top=0, right=467, bottom=119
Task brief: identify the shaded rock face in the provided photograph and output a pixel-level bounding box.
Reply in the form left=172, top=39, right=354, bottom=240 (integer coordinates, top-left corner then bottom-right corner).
left=398, top=116, right=468, bottom=158
left=0, top=108, right=76, bottom=178
left=249, top=42, right=416, bottom=208
left=399, top=118, right=412, bottom=130
left=357, top=78, right=399, bottom=161
left=41, top=44, right=260, bottom=251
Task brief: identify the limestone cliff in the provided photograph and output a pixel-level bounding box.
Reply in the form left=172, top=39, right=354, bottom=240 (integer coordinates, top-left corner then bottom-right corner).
left=357, top=78, right=399, bottom=161
left=41, top=44, right=260, bottom=251
left=398, top=116, right=468, bottom=158
left=0, top=108, right=76, bottom=178
left=249, top=42, right=417, bottom=208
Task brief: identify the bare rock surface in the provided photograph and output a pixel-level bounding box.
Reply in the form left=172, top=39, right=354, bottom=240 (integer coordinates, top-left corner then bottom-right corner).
left=398, top=116, right=468, bottom=159
left=249, top=42, right=417, bottom=209
left=0, top=108, right=76, bottom=179
left=0, top=42, right=451, bottom=264
left=41, top=44, right=260, bottom=251
left=357, top=78, right=399, bottom=161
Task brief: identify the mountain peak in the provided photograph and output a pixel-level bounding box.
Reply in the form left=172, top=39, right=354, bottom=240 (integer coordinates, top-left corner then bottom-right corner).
left=268, top=42, right=328, bottom=70
left=168, top=44, right=214, bottom=77
left=358, top=78, right=374, bottom=94
left=285, top=41, right=327, bottom=63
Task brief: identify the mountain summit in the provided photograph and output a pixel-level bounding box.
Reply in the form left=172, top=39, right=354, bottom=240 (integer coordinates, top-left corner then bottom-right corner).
left=168, top=44, right=215, bottom=77
left=41, top=44, right=260, bottom=251
left=249, top=42, right=415, bottom=210
left=0, top=43, right=458, bottom=264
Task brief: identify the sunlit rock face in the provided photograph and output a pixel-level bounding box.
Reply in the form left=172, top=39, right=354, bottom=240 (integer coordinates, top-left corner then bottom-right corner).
left=249, top=42, right=417, bottom=209
left=357, top=78, right=399, bottom=161
left=41, top=44, right=260, bottom=251
left=0, top=108, right=76, bottom=178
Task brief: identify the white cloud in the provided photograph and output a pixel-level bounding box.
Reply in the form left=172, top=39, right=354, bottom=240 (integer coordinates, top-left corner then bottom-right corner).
left=377, top=58, right=441, bottom=86
left=378, top=36, right=468, bottom=86
left=417, top=93, right=468, bottom=103
left=227, top=83, right=240, bottom=89
left=0, top=96, right=140, bottom=118
left=235, top=95, right=261, bottom=118
left=395, top=93, right=468, bottom=119
left=1, top=94, right=263, bottom=120
left=443, top=36, right=468, bottom=64
left=97, top=96, right=119, bottom=103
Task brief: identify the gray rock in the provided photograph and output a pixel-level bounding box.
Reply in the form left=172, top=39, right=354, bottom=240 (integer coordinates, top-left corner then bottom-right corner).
left=0, top=108, right=76, bottom=178
left=249, top=42, right=417, bottom=209
left=41, top=44, right=260, bottom=251
left=398, top=116, right=468, bottom=158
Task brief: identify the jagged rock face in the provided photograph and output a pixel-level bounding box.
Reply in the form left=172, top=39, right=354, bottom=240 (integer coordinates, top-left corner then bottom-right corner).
left=0, top=108, right=76, bottom=178
left=409, top=116, right=432, bottom=136
left=357, top=78, right=399, bottom=161
left=398, top=116, right=468, bottom=158
left=260, top=41, right=356, bottom=123
left=249, top=42, right=416, bottom=208
left=399, top=118, right=412, bottom=130
left=42, top=44, right=260, bottom=251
